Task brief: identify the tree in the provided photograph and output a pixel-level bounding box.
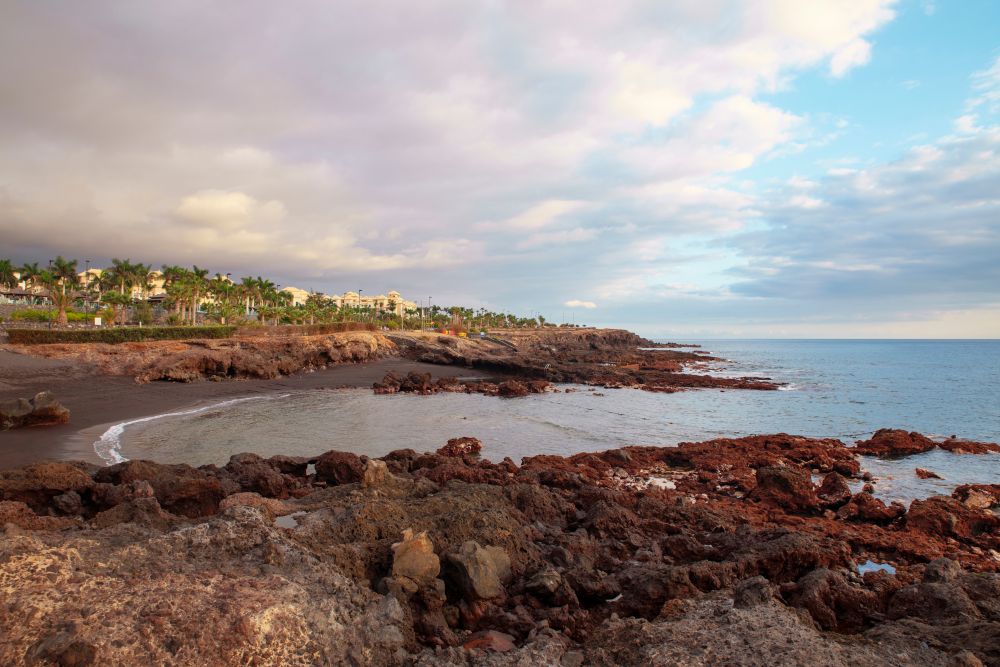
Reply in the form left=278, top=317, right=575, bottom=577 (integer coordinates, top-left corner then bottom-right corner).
left=101, top=291, right=132, bottom=325
left=42, top=256, right=79, bottom=325
left=18, top=262, right=43, bottom=291
left=0, top=259, right=16, bottom=288
left=188, top=266, right=209, bottom=325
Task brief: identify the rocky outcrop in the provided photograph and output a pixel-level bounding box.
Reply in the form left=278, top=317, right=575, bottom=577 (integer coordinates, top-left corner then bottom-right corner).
left=2, top=432, right=998, bottom=665
left=854, top=429, right=937, bottom=457
left=0, top=391, right=70, bottom=429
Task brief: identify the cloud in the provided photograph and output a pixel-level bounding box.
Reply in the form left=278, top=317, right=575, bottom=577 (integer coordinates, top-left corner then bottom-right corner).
left=564, top=300, right=597, bottom=309
left=829, top=39, right=872, bottom=77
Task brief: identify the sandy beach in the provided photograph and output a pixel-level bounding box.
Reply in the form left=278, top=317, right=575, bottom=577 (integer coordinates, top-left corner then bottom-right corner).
left=0, top=349, right=480, bottom=469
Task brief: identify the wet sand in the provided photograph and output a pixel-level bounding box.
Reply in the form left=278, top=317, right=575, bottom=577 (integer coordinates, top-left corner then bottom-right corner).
left=0, top=350, right=482, bottom=469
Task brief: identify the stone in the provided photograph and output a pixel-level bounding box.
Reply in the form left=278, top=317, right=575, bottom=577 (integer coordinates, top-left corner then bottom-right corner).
left=314, top=450, right=365, bottom=485
left=363, top=459, right=391, bottom=487
left=816, top=472, right=852, bottom=507
left=748, top=465, right=820, bottom=514
left=526, top=567, right=562, bottom=598
left=443, top=541, right=507, bottom=600
left=462, top=630, right=515, bottom=652
left=94, top=460, right=226, bottom=518
left=733, top=576, right=776, bottom=608
left=0, top=391, right=70, bottom=429
left=391, top=529, right=440, bottom=583
left=436, top=437, right=483, bottom=458
left=854, top=429, right=936, bottom=457
left=497, top=380, right=530, bottom=398
left=916, top=468, right=942, bottom=480
left=837, top=493, right=905, bottom=525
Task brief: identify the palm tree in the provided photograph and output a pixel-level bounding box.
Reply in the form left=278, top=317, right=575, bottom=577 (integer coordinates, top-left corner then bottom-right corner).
left=44, top=256, right=79, bottom=325
left=0, top=259, right=16, bottom=288
left=18, top=262, right=43, bottom=291
left=188, top=265, right=209, bottom=325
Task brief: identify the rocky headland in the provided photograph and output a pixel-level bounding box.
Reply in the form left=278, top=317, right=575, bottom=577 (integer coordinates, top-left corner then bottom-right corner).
left=2, top=430, right=999, bottom=665
left=3, top=327, right=777, bottom=391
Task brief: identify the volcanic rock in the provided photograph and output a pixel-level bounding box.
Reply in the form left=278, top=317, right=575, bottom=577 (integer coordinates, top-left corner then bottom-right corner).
left=817, top=472, right=853, bottom=507
left=783, top=567, right=880, bottom=631
left=443, top=541, right=509, bottom=601
left=906, top=496, right=1000, bottom=541
left=916, top=468, right=942, bottom=480
left=854, top=429, right=937, bottom=457
left=952, top=485, right=1000, bottom=510
left=497, top=380, right=530, bottom=398
left=391, top=529, right=441, bottom=583
left=749, top=465, right=820, bottom=514
left=315, top=450, right=365, bottom=485
left=462, top=630, right=516, bottom=652
left=93, top=460, right=226, bottom=518
left=937, top=438, right=1000, bottom=455
left=836, top=492, right=905, bottom=524
left=0, top=391, right=70, bottom=429
left=437, top=437, right=483, bottom=458
left=0, top=461, right=94, bottom=512
left=363, top=459, right=391, bottom=487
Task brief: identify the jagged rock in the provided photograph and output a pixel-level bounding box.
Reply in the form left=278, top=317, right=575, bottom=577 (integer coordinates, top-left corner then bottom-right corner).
left=906, top=496, right=1000, bottom=541
left=0, top=391, right=70, bottom=429
left=937, top=438, right=1000, bottom=455
left=218, top=492, right=292, bottom=518
left=443, top=541, right=509, bottom=601
left=837, top=492, right=905, bottom=524
left=93, top=460, right=226, bottom=518
left=952, top=485, right=1000, bottom=510
left=52, top=490, right=84, bottom=516
left=916, top=468, right=942, bottom=480
left=391, top=529, right=440, bottom=583
left=437, top=437, right=483, bottom=458
left=733, top=576, right=777, bottom=608
left=224, top=453, right=296, bottom=498
left=363, top=459, right=390, bottom=487
left=749, top=465, right=820, bottom=514
left=0, top=462, right=94, bottom=512
left=783, top=568, right=880, bottom=631
left=817, top=472, right=852, bottom=507
left=854, top=429, right=937, bottom=457
left=497, top=380, right=530, bottom=398
left=0, top=500, right=79, bottom=530
left=315, top=450, right=365, bottom=485
left=92, top=496, right=176, bottom=530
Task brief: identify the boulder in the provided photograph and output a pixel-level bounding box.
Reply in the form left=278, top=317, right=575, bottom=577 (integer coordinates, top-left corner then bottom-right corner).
left=93, top=460, right=226, bottom=518
left=783, top=568, right=880, bottom=631
left=437, top=437, right=483, bottom=458
left=443, top=541, right=509, bottom=601
left=748, top=465, right=820, bottom=514
left=952, top=485, right=1000, bottom=510
left=314, top=450, right=364, bottom=485
left=0, top=462, right=95, bottom=512
left=0, top=500, right=78, bottom=530
left=937, top=438, right=1000, bottom=455
left=391, top=529, right=441, bottom=583
left=224, top=453, right=296, bottom=498
left=816, top=472, right=852, bottom=507
left=836, top=492, right=905, bottom=525
left=916, top=468, right=942, bottom=480
left=854, top=429, right=936, bottom=458
left=0, top=391, right=70, bottom=429
left=906, top=496, right=1000, bottom=541
left=362, top=459, right=390, bottom=488
left=733, top=576, right=777, bottom=609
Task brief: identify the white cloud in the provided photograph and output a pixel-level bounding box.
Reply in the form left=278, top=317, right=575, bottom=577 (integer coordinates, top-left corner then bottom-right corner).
left=829, top=39, right=872, bottom=77
left=564, top=300, right=597, bottom=309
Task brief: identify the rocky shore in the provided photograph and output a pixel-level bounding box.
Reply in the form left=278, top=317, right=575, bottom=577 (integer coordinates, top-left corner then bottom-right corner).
left=2, top=429, right=998, bottom=665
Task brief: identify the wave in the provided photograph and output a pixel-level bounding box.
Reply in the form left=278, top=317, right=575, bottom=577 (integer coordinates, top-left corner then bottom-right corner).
left=92, top=394, right=287, bottom=465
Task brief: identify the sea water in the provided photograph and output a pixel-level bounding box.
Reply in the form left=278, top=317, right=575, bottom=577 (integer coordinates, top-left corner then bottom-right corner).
left=104, top=340, right=1000, bottom=502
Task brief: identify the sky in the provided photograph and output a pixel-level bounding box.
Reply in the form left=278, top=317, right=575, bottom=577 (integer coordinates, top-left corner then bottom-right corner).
left=1, top=0, right=998, bottom=338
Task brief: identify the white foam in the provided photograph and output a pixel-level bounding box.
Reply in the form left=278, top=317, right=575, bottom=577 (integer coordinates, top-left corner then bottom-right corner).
left=92, top=395, right=284, bottom=465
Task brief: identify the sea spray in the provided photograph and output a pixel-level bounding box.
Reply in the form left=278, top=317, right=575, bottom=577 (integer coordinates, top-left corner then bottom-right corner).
left=92, top=395, right=288, bottom=465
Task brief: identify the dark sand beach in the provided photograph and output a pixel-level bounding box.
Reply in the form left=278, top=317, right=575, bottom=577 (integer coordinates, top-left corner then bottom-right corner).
left=0, top=350, right=480, bottom=469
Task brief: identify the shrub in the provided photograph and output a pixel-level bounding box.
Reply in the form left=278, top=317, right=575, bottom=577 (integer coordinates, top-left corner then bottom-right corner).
left=10, top=309, right=89, bottom=323
left=7, top=325, right=236, bottom=345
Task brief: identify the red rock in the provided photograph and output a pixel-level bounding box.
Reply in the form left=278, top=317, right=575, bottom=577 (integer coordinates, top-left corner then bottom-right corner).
left=951, top=485, right=1000, bottom=510
left=497, top=381, right=530, bottom=398
left=314, top=450, right=364, bottom=485
left=915, top=468, right=942, bottom=480
left=937, top=438, right=1000, bottom=454
left=906, top=496, right=1000, bottom=541
left=854, top=429, right=937, bottom=458
left=817, top=472, right=852, bottom=507
left=462, top=630, right=515, bottom=652
left=836, top=492, right=905, bottom=524
left=437, top=437, right=483, bottom=458
left=783, top=568, right=880, bottom=631
left=0, top=391, right=70, bottom=429
left=93, top=460, right=226, bottom=518
left=0, top=462, right=95, bottom=512
left=748, top=465, right=821, bottom=514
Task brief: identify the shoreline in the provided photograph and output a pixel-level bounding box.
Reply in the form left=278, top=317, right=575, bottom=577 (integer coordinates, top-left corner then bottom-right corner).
left=0, top=352, right=486, bottom=470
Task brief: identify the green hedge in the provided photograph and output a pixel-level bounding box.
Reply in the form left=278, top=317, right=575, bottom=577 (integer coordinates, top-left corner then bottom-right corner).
left=7, top=325, right=236, bottom=345
left=10, top=309, right=89, bottom=323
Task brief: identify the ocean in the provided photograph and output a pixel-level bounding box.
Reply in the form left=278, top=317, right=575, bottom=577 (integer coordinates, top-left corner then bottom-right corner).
left=102, top=339, right=1000, bottom=503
